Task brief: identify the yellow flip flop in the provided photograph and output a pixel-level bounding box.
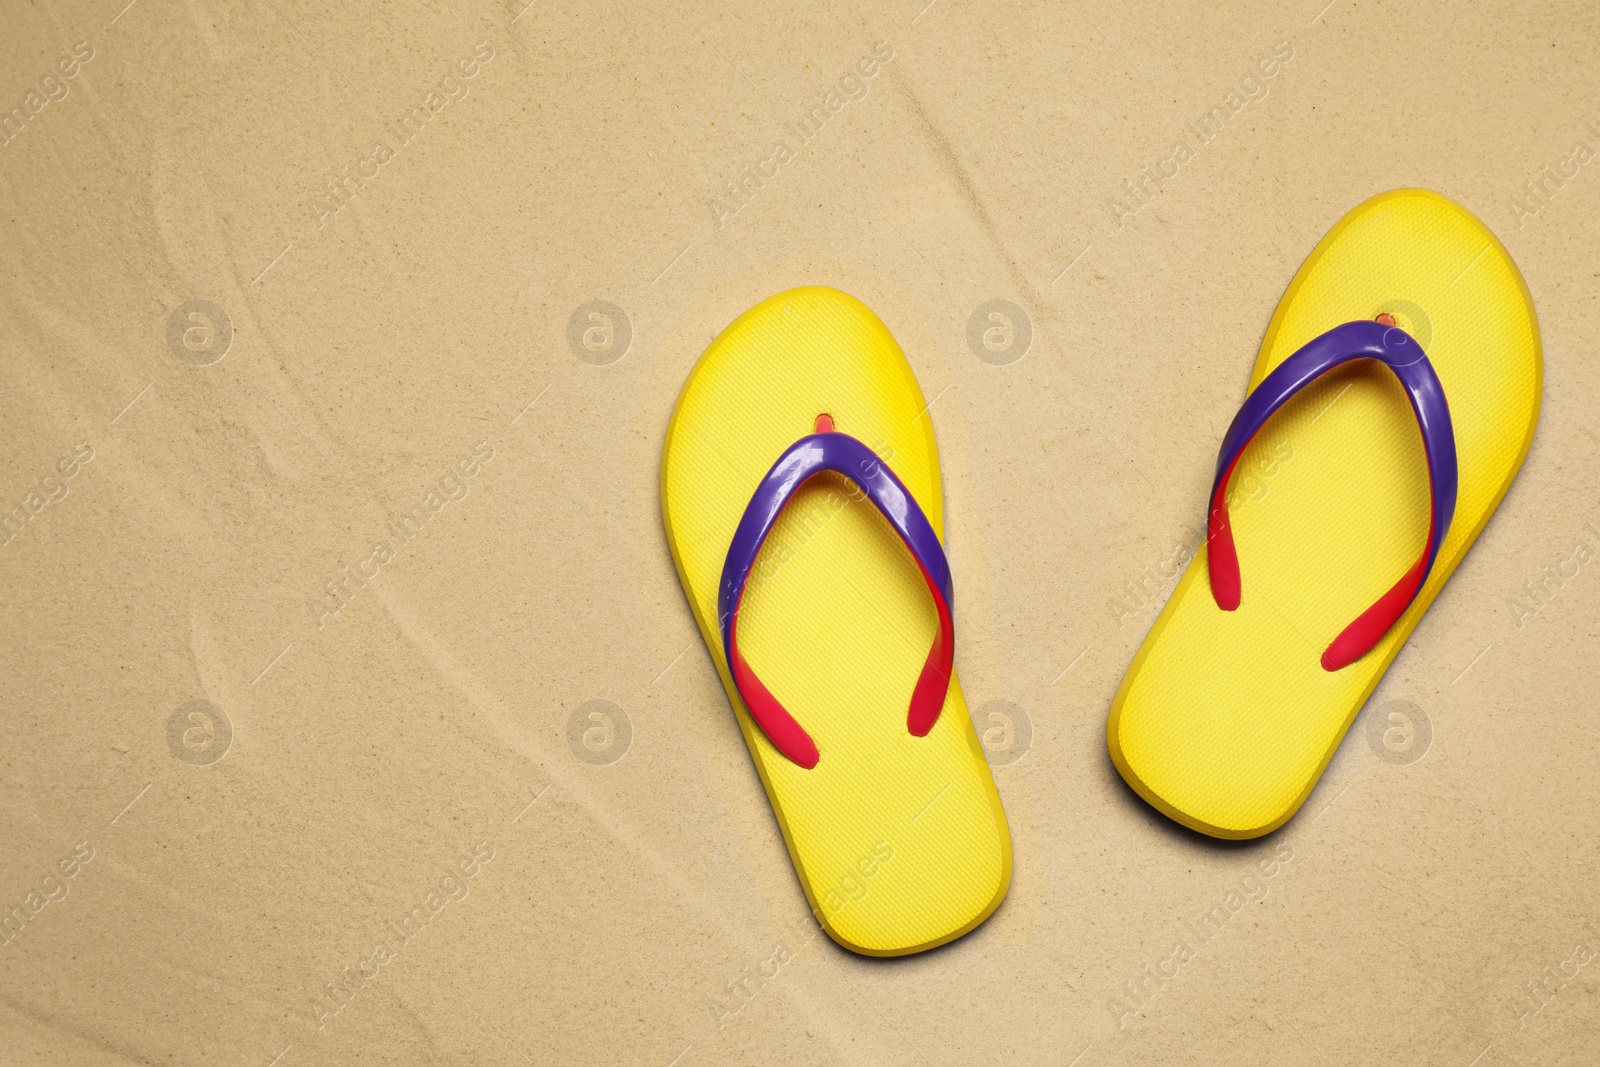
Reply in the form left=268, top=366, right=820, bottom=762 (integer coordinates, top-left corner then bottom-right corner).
left=662, top=286, right=1010, bottom=955
left=1108, top=189, right=1541, bottom=839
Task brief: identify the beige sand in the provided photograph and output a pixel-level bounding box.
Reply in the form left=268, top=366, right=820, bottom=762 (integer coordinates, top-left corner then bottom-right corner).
left=1, top=1, right=1597, bottom=1063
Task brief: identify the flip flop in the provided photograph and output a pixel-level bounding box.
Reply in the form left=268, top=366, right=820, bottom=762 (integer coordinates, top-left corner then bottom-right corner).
left=1107, top=189, right=1541, bottom=839
left=662, top=286, right=1010, bottom=955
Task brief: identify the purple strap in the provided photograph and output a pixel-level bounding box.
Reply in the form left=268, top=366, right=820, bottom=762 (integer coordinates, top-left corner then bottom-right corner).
left=1207, top=319, right=1458, bottom=670
left=718, top=421, right=954, bottom=768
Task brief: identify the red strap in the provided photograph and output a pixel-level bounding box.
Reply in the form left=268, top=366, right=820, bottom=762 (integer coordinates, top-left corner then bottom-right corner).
left=728, top=631, right=821, bottom=768
left=724, top=415, right=954, bottom=769
left=728, top=569, right=953, bottom=769
left=1204, top=317, right=1458, bottom=672
left=1208, top=416, right=1439, bottom=672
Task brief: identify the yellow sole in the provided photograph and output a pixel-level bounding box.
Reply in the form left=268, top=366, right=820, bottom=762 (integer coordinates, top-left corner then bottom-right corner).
left=661, top=286, right=1011, bottom=955
left=1108, top=189, right=1542, bottom=839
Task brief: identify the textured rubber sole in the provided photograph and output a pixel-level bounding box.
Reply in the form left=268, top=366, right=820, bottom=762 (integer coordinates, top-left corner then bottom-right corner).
left=662, top=286, right=1011, bottom=955
left=1108, top=189, right=1542, bottom=839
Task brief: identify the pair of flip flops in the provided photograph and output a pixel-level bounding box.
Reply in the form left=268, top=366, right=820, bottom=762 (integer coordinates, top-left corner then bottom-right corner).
left=661, top=190, right=1541, bottom=956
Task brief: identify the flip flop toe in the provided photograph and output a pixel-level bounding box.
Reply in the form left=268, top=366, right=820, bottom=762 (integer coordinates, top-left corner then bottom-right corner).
left=1108, top=189, right=1541, bottom=839
left=662, top=286, right=1011, bottom=955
